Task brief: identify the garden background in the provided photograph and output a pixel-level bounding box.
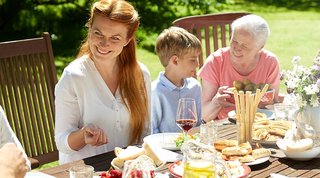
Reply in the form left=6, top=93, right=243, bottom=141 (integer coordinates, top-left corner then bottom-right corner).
left=1, top=0, right=320, bottom=167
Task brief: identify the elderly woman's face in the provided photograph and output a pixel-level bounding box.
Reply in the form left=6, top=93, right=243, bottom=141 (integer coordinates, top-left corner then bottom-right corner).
left=230, top=28, right=261, bottom=61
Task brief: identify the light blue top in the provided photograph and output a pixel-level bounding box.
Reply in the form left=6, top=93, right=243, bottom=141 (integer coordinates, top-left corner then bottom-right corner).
left=151, top=71, right=202, bottom=133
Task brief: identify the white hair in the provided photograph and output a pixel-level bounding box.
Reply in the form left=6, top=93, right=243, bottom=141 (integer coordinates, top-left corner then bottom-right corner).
left=231, top=14, right=270, bottom=47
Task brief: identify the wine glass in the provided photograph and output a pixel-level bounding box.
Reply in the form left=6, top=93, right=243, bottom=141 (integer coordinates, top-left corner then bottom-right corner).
left=176, top=98, right=198, bottom=140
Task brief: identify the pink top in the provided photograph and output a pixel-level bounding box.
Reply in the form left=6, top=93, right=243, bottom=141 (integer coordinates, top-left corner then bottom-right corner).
left=198, top=47, right=281, bottom=119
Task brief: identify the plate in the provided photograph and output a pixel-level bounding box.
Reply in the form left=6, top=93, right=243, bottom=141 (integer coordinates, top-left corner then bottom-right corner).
left=245, top=156, right=270, bottom=166
left=111, top=158, right=166, bottom=171
left=228, top=109, right=274, bottom=120
left=168, top=161, right=251, bottom=178
left=276, top=139, right=320, bottom=161
left=143, top=133, right=180, bottom=151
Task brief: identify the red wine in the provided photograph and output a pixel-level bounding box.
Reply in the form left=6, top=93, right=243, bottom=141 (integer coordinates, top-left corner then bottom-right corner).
left=176, top=119, right=196, bottom=131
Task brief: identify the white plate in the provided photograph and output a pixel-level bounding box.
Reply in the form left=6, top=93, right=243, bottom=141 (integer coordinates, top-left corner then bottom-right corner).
left=245, top=156, right=270, bottom=166
left=143, top=133, right=180, bottom=151
left=276, top=139, right=320, bottom=161
left=228, top=109, right=274, bottom=120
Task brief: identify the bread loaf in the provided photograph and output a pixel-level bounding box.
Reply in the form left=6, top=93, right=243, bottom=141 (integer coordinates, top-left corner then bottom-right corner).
left=239, top=155, right=255, bottom=163
left=222, top=146, right=248, bottom=156
left=252, top=148, right=271, bottom=159
left=214, top=139, right=238, bottom=151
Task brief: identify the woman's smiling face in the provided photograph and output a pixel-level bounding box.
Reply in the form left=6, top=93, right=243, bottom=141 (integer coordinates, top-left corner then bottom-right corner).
left=88, top=15, right=129, bottom=61
left=230, top=28, right=261, bottom=61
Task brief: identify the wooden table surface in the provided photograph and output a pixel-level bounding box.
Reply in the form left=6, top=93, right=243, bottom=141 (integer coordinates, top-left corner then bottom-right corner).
left=40, top=124, right=320, bottom=178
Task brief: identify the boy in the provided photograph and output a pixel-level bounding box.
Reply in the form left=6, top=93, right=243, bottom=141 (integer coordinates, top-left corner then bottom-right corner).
left=151, top=26, right=202, bottom=133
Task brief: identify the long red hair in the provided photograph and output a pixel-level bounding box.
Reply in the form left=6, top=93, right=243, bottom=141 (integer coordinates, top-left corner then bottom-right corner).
left=77, top=0, right=148, bottom=144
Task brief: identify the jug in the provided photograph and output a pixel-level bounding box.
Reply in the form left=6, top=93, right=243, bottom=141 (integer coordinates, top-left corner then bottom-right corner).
left=181, top=140, right=231, bottom=178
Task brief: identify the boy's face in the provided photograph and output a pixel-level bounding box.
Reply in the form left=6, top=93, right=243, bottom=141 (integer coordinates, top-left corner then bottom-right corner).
left=176, top=50, right=200, bottom=78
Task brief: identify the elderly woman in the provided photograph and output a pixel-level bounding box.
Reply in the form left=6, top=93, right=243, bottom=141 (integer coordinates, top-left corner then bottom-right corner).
left=198, top=14, right=281, bottom=122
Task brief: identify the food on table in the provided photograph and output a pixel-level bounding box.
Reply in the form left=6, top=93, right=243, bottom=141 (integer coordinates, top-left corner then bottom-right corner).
left=286, top=138, right=313, bottom=152
left=253, top=119, right=292, bottom=141
left=222, top=147, right=248, bottom=156
left=142, top=142, right=164, bottom=166
left=252, top=148, right=271, bottom=159
left=214, top=139, right=271, bottom=163
left=230, top=111, right=267, bottom=121
left=174, top=133, right=198, bottom=148
left=234, top=84, right=270, bottom=144
left=99, top=170, right=122, bottom=178
left=213, top=139, right=238, bottom=151
left=112, top=142, right=164, bottom=170
left=117, top=146, right=144, bottom=160
left=231, top=79, right=270, bottom=92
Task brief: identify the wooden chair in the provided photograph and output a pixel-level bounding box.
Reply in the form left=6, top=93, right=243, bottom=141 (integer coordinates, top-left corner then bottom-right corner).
left=0, top=32, right=58, bottom=169
left=172, top=12, right=250, bottom=68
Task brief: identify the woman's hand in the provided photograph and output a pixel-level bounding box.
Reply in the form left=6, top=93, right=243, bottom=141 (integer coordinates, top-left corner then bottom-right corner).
left=212, top=86, right=234, bottom=108
left=202, top=82, right=235, bottom=122
left=0, top=143, right=27, bottom=178
left=83, top=124, right=108, bottom=146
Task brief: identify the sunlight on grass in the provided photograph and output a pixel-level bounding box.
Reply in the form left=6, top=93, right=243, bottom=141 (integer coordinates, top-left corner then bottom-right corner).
left=137, top=48, right=163, bottom=81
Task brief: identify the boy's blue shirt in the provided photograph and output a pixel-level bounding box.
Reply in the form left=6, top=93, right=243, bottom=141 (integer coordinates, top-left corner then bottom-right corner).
left=151, top=71, right=202, bottom=134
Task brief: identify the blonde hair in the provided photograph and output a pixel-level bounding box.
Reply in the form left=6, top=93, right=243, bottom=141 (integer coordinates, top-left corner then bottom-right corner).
left=77, top=0, right=148, bottom=145
left=155, top=26, right=202, bottom=67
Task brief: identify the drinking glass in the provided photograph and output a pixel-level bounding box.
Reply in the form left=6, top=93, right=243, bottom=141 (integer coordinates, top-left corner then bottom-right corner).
left=176, top=98, right=197, bottom=139
left=69, top=165, right=94, bottom=178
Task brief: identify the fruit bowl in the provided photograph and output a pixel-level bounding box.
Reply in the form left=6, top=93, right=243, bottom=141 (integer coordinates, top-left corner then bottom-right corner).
left=224, top=88, right=275, bottom=104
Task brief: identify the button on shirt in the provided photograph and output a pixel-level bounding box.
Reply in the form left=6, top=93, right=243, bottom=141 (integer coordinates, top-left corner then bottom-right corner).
left=151, top=72, right=202, bottom=134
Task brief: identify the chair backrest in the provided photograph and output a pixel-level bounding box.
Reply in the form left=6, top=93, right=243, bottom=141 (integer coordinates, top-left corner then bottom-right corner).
left=172, top=12, right=250, bottom=68
left=0, top=32, right=58, bottom=166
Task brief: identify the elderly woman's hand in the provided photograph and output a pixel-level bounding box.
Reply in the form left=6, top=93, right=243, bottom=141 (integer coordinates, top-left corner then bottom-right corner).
left=83, top=124, right=108, bottom=146
left=212, top=86, right=235, bottom=108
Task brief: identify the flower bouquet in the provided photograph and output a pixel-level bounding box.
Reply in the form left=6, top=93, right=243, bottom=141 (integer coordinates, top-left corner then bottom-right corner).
left=281, top=51, right=320, bottom=144
left=281, top=52, right=320, bottom=109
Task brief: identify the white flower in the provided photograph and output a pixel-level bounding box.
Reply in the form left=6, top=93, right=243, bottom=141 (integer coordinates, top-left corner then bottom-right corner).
left=292, top=56, right=301, bottom=64
left=305, top=84, right=319, bottom=95
left=282, top=55, right=320, bottom=109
